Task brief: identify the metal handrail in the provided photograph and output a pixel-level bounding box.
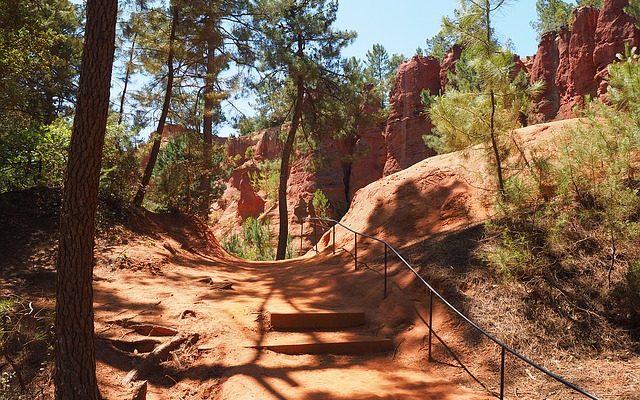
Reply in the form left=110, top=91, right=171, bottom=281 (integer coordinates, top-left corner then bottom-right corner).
left=303, top=217, right=600, bottom=400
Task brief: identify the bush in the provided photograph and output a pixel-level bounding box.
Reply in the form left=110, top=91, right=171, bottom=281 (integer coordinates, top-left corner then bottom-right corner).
left=249, top=159, right=280, bottom=201
left=312, top=189, right=330, bottom=218
left=0, top=119, right=71, bottom=192
left=222, top=217, right=275, bottom=260
left=100, top=115, right=140, bottom=204
left=148, top=131, right=227, bottom=213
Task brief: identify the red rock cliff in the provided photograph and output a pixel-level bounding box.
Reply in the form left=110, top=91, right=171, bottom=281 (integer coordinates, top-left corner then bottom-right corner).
left=383, top=56, right=440, bottom=176
left=530, top=1, right=640, bottom=120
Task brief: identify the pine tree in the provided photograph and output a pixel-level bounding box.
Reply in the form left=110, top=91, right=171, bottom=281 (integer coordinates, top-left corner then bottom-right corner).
left=427, top=0, right=541, bottom=197
left=531, top=0, right=573, bottom=37
left=250, top=0, right=355, bottom=259
left=133, top=2, right=179, bottom=207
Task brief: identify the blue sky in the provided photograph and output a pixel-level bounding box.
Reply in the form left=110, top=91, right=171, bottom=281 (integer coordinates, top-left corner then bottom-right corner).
left=335, top=0, right=541, bottom=60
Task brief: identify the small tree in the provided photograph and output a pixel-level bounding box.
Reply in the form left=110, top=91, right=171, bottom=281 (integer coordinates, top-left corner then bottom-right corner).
left=531, top=0, right=573, bottom=37
left=426, top=0, right=541, bottom=197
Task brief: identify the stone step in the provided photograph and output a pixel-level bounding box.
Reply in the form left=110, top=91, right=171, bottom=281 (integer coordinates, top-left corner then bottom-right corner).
left=269, top=311, right=366, bottom=331
left=253, top=334, right=393, bottom=355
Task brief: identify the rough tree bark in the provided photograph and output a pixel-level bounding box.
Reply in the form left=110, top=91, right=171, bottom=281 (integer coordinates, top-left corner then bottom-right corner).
left=133, top=5, right=179, bottom=207
left=54, top=0, right=117, bottom=398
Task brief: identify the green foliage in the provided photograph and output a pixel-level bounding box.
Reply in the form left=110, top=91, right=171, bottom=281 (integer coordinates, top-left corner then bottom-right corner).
left=0, top=0, right=81, bottom=135
left=426, top=51, right=538, bottom=151
left=531, top=0, right=573, bottom=36
left=427, top=0, right=543, bottom=196
left=425, top=28, right=459, bottom=61
left=625, top=0, right=640, bottom=27
left=312, top=189, right=330, bottom=218
left=0, top=296, right=54, bottom=399
left=0, top=119, right=71, bottom=192
left=222, top=217, right=275, bottom=260
left=576, top=0, right=603, bottom=7
left=363, top=44, right=404, bottom=108
left=480, top=47, right=640, bottom=332
left=100, top=116, right=141, bottom=204
left=148, top=130, right=227, bottom=212
left=0, top=115, right=141, bottom=205
left=250, top=0, right=356, bottom=138
left=482, top=223, right=539, bottom=279
left=250, top=159, right=280, bottom=201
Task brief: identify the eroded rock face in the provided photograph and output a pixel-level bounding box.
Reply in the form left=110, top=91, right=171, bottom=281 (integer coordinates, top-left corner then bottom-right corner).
left=529, top=31, right=561, bottom=123
left=383, top=56, right=440, bottom=176
left=594, top=0, right=640, bottom=97
left=254, top=126, right=283, bottom=161
left=348, top=86, right=387, bottom=200
left=558, top=7, right=599, bottom=118
left=440, top=45, right=463, bottom=89
left=224, top=164, right=265, bottom=221
left=530, top=1, right=640, bottom=120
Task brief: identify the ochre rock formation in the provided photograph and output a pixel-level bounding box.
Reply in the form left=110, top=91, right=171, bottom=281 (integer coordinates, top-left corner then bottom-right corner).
left=557, top=7, right=599, bottom=119
left=348, top=85, right=387, bottom=200
left=529, top=32, right=561, bottom=124
left=223, top=164, right=265, bottom=221
left=383, top=56, right=440, bottom=177
left=594, top=0, right=640, bottom=97
left=439, top=45, right=462, bottom=89
left=530, top=1, right=640, bottom=121
left=254, top=126, right=283, bottom=161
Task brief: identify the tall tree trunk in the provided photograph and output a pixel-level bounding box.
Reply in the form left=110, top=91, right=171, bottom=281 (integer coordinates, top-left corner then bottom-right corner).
left=54, top=0, right=117, bottom=398
left=276, top=77, right=304, bottom=260
left=118, top=31, right=137, bottom=125
left=200, top=38, right=215, bottom=217
left=133, top=5, right=178, bottom=207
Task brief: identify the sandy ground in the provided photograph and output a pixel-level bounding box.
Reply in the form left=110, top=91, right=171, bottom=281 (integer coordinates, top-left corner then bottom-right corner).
left=92, top=237, right=495, bottom=400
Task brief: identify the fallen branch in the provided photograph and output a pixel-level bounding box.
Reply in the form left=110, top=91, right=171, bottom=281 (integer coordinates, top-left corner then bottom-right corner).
left=121, top=333, right=199, bottom=386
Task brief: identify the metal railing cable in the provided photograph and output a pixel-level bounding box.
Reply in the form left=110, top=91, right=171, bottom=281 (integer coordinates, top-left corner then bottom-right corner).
left=303, top=217, right=600, bottom=400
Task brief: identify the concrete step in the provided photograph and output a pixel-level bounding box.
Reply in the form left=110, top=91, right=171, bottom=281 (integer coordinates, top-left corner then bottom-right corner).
left=253, top=332, right=392, bottom=355
left=269, top=311, right=366, bottom=331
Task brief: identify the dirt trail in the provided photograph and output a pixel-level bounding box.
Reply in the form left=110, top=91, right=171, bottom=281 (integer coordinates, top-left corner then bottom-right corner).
left=93, top=239, right=491, bottom=399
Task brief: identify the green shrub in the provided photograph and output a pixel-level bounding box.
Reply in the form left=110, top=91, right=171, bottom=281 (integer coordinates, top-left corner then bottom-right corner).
left=0, top=119, right=71, bottom=192
left=249, top=159, right=280, bottom=201
left=222, top=217, right=276, bottom=261
left=312, top=189, right=330, bottom=218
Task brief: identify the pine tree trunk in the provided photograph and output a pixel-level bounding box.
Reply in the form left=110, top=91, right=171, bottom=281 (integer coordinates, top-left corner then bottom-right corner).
left=276, top=78, right=304, bottom=260
left=133, top=5, right=178, bottom=207
left=118, top=31, right=137, bottom=125
left=200, top=38, right=215, bottom=217
left=54, top=0, right=117, bottom=398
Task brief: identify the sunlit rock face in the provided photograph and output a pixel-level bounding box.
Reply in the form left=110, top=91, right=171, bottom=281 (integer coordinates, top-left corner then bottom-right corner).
left=382, top=56, right=440, bottom=177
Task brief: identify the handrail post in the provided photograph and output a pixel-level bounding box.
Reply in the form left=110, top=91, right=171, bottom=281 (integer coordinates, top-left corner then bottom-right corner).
left=313, top=219, right=318, bottom=253
left=500, top=347, right=506, bottom=400
left=354, top=232, right=358, bottom=270
left=332, top=224, right=336, bottom=255
left=428, top=289, right=433, bottom=362
left=384, top=244, right=388, bottom=299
